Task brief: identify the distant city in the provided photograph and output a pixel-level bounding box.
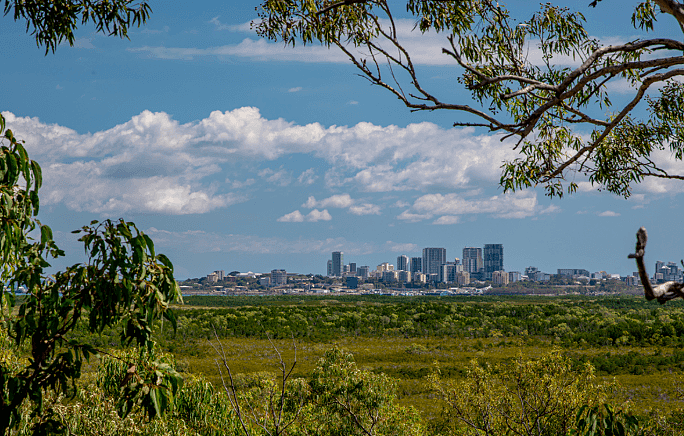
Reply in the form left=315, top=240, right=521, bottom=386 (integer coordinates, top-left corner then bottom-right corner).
left=200, top=244, right=684, bottom=292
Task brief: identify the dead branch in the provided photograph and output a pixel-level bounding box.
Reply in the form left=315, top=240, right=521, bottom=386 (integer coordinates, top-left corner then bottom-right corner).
left=628, top=227, right=684, bottom=303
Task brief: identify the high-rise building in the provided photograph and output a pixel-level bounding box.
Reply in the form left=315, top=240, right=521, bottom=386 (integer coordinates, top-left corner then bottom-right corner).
left=483, top=244, right=504, bottom=280
left=462, top=247, right=483, bottom=275
left=214, top=270, right=225, bottom=281
left=410, top=257, right=422, bottom=274
left=357, top=265, right=370, bottom=278
left=492, top=270, right=509, bottom=285
left=327, top=260, right=333, bottom=277
left=455, top=271, right=470, bottom=286
left=348, top=263, right=357, bottom=274
left=422, top=247, right=446, bottom=278
left=271, top=269, right=287, bottom=286
left=332, top=251, right=344, bottom=276
left=377, top=262, right=394, bottom=273
left=397, top=255, right=409, bottom=271
left=397, top=270, right=411, bottom=282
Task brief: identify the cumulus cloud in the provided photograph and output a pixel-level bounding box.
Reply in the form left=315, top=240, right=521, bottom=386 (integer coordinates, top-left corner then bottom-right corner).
left=277, top=210, right=305, bottom=222
left=397, top=190, right=539, bottom=222
left=303, top=194, right=354, bottom=209
left=277, top=209, right=332, bottom=222
left=432, top=215, right=460, bottom=225
left=303, top=194, right=381, bottom=216
left=598, top=210, right=620, bottom=217
left=307, top=209, right=332, bottom=221
left=0, top=108, right=563, bottom=217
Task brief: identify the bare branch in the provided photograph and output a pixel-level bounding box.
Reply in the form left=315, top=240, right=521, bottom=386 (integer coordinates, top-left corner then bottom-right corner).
left=628, top=227, right=684, bottom=303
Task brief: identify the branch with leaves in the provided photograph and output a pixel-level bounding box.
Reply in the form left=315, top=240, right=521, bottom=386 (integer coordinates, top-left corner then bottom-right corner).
left=256, top=0, right=684, bottom=198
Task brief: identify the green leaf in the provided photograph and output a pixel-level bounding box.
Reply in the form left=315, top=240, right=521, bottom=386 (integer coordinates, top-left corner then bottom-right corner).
left=40, top=225, right=53, bottom=245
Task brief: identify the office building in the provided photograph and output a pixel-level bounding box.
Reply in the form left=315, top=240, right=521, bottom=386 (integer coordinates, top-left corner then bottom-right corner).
left=332, top=251, right=344, bottom=276
left=422, top=247, right=446, bottom=278
left=410, top=257, right=422, bottom=274
left=346, top=276, right=359, bottom=289
left=357, top=265, right=370, bottom=279
left=397, top=255, right=409, bottom=271
left=397, top=270, right=411, bottom=282
left=213, top=270, right=225, bottom=281
left=348, top=263, right=357, bottom=274
left=462, top=247, right=483, bottom=274
left=382, top=270, right=397, bottom=282
left=557, top=268, right=591, bottom=278
left=271, top=269, right=287, bottom=286
left=508, top=271, right=522, bottom=283
left=484, top=244, right=504, bottom=281
left=455, top=271, right=470, bottom=286
left=492, top=270, right=509, bottom=285
left=327, top=260, right=333, bottom=277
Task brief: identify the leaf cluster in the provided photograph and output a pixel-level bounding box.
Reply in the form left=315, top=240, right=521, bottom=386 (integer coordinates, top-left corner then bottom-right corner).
left=4, top=0, right=151, bottom=54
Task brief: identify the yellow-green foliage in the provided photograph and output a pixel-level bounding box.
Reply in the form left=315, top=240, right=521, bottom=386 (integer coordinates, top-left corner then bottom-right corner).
left=429, top=350, right=607, bottom=436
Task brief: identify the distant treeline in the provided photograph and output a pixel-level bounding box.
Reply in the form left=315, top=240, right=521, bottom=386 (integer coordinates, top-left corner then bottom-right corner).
left=167, top=296, right=684, bottom=350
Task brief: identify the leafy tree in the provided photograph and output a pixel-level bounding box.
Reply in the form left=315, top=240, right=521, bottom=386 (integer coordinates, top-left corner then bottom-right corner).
left=0, top=1, right=183, bottom=434
left=429, top=350, right=607, bottom=436
left=256, top=0, right=684, bottom=198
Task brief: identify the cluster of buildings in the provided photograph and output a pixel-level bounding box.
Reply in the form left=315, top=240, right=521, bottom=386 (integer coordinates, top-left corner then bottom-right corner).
left=326, top=245, right=513, bottom=286
left=201, top=250, right=683, bottom=291
left=206, top=269, right=288, bottom=287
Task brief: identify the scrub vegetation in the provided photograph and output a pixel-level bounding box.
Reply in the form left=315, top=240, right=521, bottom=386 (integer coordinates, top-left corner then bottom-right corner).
left=5, top=294, right=684, bottom=435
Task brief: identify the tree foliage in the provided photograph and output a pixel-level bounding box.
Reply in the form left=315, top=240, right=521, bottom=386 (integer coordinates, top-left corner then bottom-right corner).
left=0, top=1, right=185, bottom=434
left=4, top=0, right=151, bottom=54
left=429, top=350, right=608, bottom=436
left=256, top=0, right=684, bottom=198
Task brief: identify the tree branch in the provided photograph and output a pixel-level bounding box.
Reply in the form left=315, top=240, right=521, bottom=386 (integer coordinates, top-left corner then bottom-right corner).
left=628, top=227, right=684, bottom=303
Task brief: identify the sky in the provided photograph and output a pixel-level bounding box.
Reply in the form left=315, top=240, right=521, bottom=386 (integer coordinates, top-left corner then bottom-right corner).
left=2, top=0, right=684, bottom=279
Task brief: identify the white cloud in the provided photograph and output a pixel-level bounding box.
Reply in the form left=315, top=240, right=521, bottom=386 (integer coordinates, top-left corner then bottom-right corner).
left=129, top=18, right=613, bottom=67
left=349, top=203, right=381, bottom=215
left=277, top=209, right=332, bottom=222
left=384, top=241, right=418, bottom=252
left=539, top=204, right=561, bottom=214
left=409, top=190, right=538, bottom=220
left=288, top=87, right=303, bottom=93
left=227, top=178, right=255, bottom=189
left=0, top=108, right=566, bottom=217
left=259, top=168, right=292, bottom=186
left=277, top=210, right=305, bottom=222
left=432, top=215, right=460, bottom=225
left=598, top=210, right=620, bottom=217
left=297, top=168, right=317, bottom=185
left=209, top=16, right=250, bottom=32
left=303, top=194, right=380, bottom=216
left=307, top=209, right=332, bottom=222
left=348, top=101, right=359, bottom=105
left=397, top=210, right=432, bottom=222
left=303, top=194, right=354, bottom=209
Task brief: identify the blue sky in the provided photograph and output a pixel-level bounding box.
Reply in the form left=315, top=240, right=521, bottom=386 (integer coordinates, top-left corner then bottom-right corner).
left=2, top=0, right=684, bottom=279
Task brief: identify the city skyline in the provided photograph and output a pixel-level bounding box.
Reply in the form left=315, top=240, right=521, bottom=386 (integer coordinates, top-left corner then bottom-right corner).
left=3, top=1, right=684, bottom=279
